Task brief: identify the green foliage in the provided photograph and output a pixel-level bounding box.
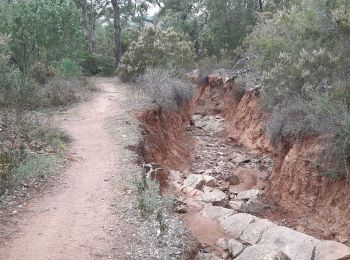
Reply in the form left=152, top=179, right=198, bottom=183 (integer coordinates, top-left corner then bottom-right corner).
left=13, top=154, right=62, bottom=182
left=0, top=0, right=84, bottom=73
left=244, top=0, right=350, bottom=177
left=118, top=26, right=196, bottom=81
left=55, top=58, right=82, bottom=77
left=81, top=53, right=115, bottom=76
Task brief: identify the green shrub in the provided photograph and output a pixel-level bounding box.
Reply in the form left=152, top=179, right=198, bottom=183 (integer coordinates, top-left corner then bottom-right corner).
left=81, top=53, right=115, bottom=76
left=13, top=154, right=61, bottom=182
left=118, top=26, right=196, bottom=82
left=55, top=58, right=82, bottom=77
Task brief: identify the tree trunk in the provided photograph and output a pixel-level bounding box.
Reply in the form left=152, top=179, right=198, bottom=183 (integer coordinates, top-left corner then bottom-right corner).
left=259, top=0, right=263, bottom=12
left=78, top=0, right=97, bottom=53
left=111, top=0, right=122, bottom=66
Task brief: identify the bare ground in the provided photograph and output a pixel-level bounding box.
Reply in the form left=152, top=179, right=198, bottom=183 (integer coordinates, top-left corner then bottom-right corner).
left=0, top=78, right=192, bottom=260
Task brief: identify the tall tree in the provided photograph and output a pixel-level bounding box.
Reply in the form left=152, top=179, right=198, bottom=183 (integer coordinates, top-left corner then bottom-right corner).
left=111, top=0, right=122, bottom=65
left=74, top=0, right=108, bottom=53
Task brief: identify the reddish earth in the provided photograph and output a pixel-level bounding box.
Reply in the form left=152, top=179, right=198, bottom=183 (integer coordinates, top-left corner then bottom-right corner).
left=138, top=74, right=350, bottom=246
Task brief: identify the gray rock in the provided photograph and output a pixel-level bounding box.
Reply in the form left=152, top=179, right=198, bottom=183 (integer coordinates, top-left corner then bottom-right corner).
left=314, top=240, right=350, bottom=260
left=241, top=198, right=267, bottom=214
left=229, top=200, right=244, bottom=211
left=258, top=226, right=317, bottom=260
left=218, top=213, right=257, bottom=239
left=201, top=205, right=236, bottom=220
left=237, top=189, right=260, bottom=200
left=183, top=174, right=206, bottom=190
left=235, top=245, right=291, bottom=260
left=201, top=186, right=228, bottom=203
left=215, top=238, right=228, bottom=251
left=192, top=114, right=202, bottom=121
left=240, top=218, right=276, bottom=245
left=227, top=239, right=244, bottom=257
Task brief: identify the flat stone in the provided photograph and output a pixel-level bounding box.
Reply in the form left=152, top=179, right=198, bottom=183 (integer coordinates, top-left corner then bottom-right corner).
left=181, top=186, right=203, bottom=197
left=235, top=245, right=291, bottom=260
left=218, top=213, right=257, bottom=239
left=229, top=200, right=245, bottom=211
left=215, top=238, right=228, bottom=251
left=314, top=240, right=350, bottom=260
left=227, top=239, right=244, bottom=257
left=201, top=205, right=236, bottom=220
left=192, top=114, right=202, bottom=121
left=258, top=226, right=317, bottom=260
left=237, top=189, right=260, bottom=200
left=200, top=186, right=227, bottom=203
left=240, top=218, right=276, bottom=245
left=183, top=174, right=206, bottom=190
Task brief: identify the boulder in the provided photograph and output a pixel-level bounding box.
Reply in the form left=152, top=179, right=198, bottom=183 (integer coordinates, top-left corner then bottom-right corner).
left=240, top=218, right=276, bottom=245
left=237, top=189, right=260, bottom=200
left=258, top=226, right=317, bottom=260
left=218, top=213, right=257, bottom=239
left=227, top=239, right=244, bottom=257
left=201, top=205, right=236, bottom=220
left=200, top=186, right=227, bottom=203
left=183, top=174, right=206, bottom=190
left=314, top=240, right=350, bottom=260
left=235, top=245, right=291, bottom=260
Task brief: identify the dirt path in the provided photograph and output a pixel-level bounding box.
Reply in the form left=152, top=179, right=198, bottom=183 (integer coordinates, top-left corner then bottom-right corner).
left=0, top=78, right=132, bottom=259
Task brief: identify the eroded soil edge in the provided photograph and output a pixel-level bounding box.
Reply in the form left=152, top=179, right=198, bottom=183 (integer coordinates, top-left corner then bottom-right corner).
left=138, top=76, right=350, bottom=259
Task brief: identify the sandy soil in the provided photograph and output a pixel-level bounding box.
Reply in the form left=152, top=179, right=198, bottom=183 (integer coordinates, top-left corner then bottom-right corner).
left=0, top=78, right=132, bottom=260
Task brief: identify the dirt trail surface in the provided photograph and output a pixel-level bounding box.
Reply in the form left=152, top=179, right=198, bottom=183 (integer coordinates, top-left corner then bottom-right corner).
left=0, top=78, right=192, bottom=260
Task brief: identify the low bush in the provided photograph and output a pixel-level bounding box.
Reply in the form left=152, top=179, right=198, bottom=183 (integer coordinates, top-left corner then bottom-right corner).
left=31, top=62, right=56, bottom=84
left=0, top=110, right=70, bottom=192
left=134, top=68, right=194, bottom=110
left=55, top=58, right=82, bottom=77
left=81, top=53, right=115, bottom=76
left=118, top=26, right=196, bottom=82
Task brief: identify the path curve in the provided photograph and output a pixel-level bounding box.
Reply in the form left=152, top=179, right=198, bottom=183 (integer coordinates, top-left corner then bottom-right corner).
left=0, top=78, right=128, bottom=259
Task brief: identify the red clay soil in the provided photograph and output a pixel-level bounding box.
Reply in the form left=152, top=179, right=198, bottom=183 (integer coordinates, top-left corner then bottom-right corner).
left=138, top=74, right=350, bottom=245
left=136, top=104, right=193, bottom=187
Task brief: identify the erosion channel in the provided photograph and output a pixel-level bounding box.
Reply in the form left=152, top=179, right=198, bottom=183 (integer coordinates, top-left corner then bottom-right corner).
left=138, top=75, right=350, bottom=260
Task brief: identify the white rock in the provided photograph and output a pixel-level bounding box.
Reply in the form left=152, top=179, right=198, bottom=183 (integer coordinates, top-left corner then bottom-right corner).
left=218, top=213, right=257, bottom=239
left=201, top=205, right=236, bottom=220
left=215, top=238, right=228, bottom=251
left=182, top=174, right=206, bottom=190
left=314, top=240, right=350, bottom=260
left=235, top=245, right=291, bottom=260
left=200, top=186, right=227, bottom=203
left=227, top=239, right=244, bottom=257
left=240, top=218, right=276, bottom=245
left=229, top=200, right=244, bottom=211
left=258, top=226, right=317, bottom=260
left=237, top=189, right=260, bottom=200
